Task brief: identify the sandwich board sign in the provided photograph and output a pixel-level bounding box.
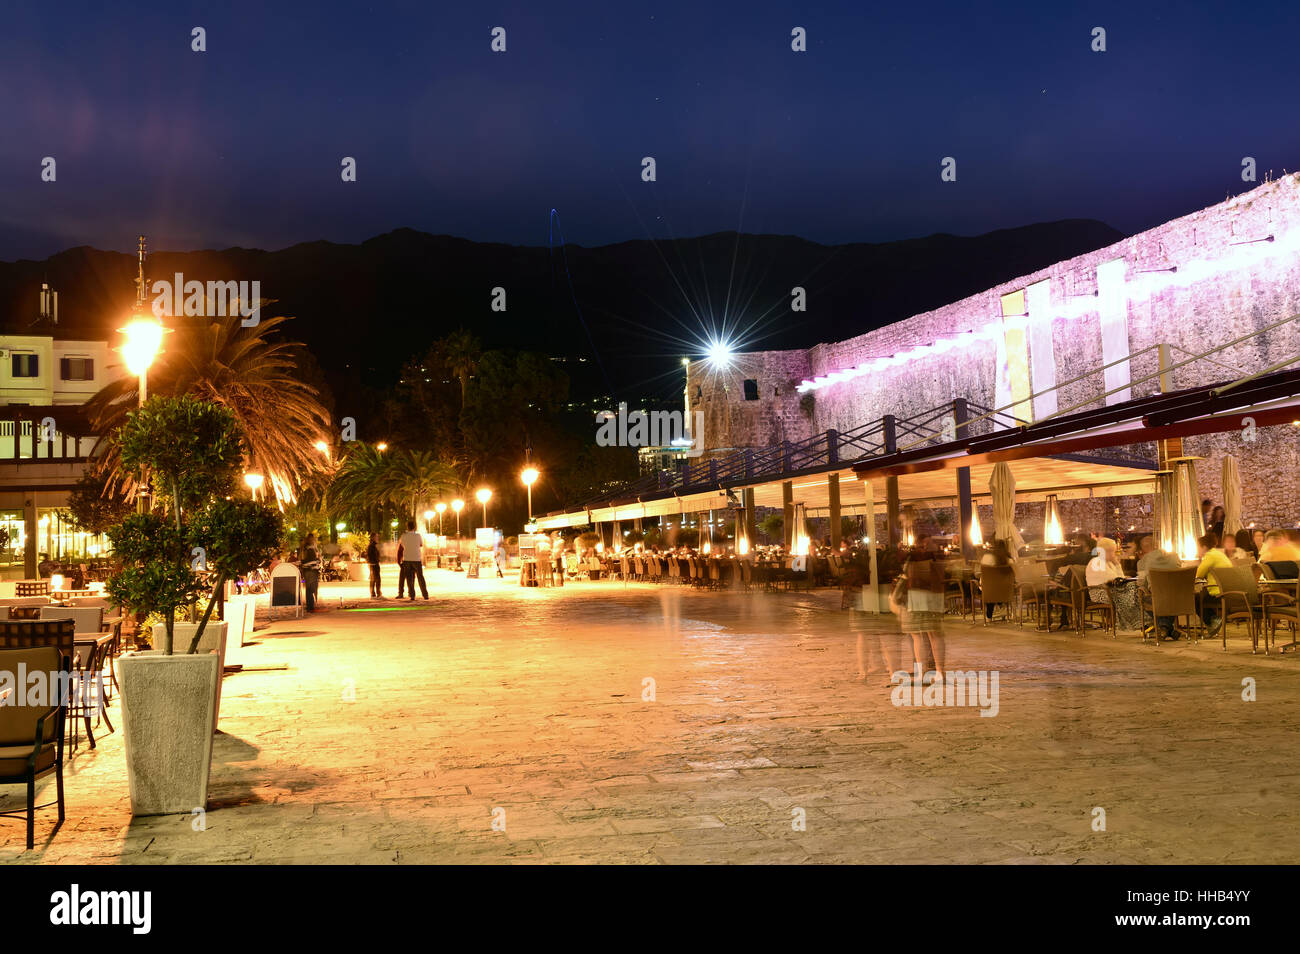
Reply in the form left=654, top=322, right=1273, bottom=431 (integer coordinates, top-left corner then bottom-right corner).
left=270, top=563, right=302, bottom=619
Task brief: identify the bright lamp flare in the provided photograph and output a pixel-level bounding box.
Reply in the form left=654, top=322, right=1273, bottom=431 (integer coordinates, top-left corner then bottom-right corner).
left=476, top=488, right=492, bottom=504
left=435, top=502, right=447, bottom=514
left=122, top=317, right=164, bottom=376
left=706, top=340, right=735, bottom=367
left=451, top=499, right=464, bottom=512
left=521, top=467, right=539, bottom=486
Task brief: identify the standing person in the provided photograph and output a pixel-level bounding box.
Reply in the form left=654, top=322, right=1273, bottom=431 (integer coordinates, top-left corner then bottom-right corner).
left=1208, top=505, right=1226, bottom=542
left=492, top=531, right=508, bottom=578
left=979, top=538, right=1012, bottom=620
left=398, top=519, right=428, bottom=601
left=1200, top=499, right=1214, bottom=531
left=903, top=535, right=946, bottom=684
left=366, top=532, right=383, bottom=599
left=301, top=533, right=321, bottom=613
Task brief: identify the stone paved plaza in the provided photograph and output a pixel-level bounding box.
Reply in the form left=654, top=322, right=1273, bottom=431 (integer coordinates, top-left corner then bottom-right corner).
left=4, top=567, right=1298, bottom=864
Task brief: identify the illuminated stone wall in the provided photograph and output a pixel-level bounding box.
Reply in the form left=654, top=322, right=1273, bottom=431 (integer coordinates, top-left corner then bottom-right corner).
left=689, top=173, right=1300, bottom=527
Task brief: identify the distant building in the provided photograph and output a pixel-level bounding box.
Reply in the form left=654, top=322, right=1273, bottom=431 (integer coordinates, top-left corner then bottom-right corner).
left=0, top=284, right=128, bottom=577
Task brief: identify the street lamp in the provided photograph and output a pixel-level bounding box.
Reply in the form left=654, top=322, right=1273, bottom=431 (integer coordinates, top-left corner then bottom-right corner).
left=120, top=316, right=165, bottom=404
left=435, top=501, right=447, bottom=535
left=244, top=473, right=264, bottom=499
left=521, top=467, right=539, bottom=520
left=423, top=509, right=434, bottom=534
left=451, top=498, right=464, bottom=539
left=476, top=487, right=492, bottom=528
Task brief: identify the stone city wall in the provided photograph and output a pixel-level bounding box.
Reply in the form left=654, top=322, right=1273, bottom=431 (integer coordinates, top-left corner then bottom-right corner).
left=689, top=173, right=1300, bottom=528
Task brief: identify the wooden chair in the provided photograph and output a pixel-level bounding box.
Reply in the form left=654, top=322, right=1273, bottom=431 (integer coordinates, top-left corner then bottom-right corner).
left=14, top=581, right=50, bottom=597
left=1259, top=561, right=1300, bottom=653
left=1045, top=565, right=1085, bottom=633
left=1013, top=560, right=1049, bottom=628
left=1208, top=565, right=1264, bottom=652
left=1142, top=567, right=1201, bottom=645
left=973, top=565, right=1016, bottom=624
left=0, top=646, right=68, bottom=850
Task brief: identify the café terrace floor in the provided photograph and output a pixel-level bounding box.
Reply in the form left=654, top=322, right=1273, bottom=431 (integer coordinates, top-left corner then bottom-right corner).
left=4, top=567, right=1299, bottom=865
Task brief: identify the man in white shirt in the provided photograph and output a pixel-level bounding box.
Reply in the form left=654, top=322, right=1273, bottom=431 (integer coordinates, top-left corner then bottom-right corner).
left=398, top=519, right=428, bottom=600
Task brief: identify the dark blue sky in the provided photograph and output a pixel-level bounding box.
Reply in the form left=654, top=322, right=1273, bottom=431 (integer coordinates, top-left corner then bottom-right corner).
left=2, top=0, right=1297, bottom=259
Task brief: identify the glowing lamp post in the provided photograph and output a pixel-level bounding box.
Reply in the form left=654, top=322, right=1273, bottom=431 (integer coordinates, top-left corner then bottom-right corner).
left=435, top=501, right=447, bottom=536
left=521, top=467, right=539, bottom=520
left=244, top=472, right=264, bottom=499
left=120, top=316, right=165, bottom=405
left=451, top=498, right=464, bottom=538
left=423, top=509, right=435, bottom=534
left=476, top=488, right=492, bottom=529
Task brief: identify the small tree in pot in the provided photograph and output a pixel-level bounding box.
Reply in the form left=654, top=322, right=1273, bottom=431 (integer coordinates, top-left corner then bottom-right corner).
left=108, top=395, right=245, bottom=654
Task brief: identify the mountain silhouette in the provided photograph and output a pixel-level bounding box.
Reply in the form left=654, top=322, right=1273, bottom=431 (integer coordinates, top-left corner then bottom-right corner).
left=0, top=219, right=1124, bottom=406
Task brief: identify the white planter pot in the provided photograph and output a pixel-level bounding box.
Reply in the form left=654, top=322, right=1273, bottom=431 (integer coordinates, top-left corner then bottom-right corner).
left=118, top=652, right=220, bottom=816
left=154, top=621, right=228, bottom=731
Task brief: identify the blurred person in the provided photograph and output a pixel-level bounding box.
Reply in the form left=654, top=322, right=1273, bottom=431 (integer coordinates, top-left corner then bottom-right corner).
left=1235, top=528, right=1259, bottom=562
left=979, top=538, right=1012, bottom=620
left=1259, top=529, right=1300, bottom=564
left=1253, top=528, right=1267, bottom=554
left=492, top=531, right=508, bottom=577
left=1208, top=505, right=1226, bottom=540
left=1221, top=532, right=1251, bottom=566
left=300, top=533, right=321, bottom=612
left=1200, top=499, right=1213, bottom=530
left=902, top=535, right=946, bottom=684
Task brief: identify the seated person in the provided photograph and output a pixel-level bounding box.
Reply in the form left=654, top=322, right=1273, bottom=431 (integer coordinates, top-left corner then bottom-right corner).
left=1135, top=535, right=1181, bottom=583
left=1196, top=534, right=1234, bottom=635
left=1135, top=535, right=1182, bottom=638
left=1086, top=537, right=1142, bottom=631
left=1259, top=529, right=1300, bottom=565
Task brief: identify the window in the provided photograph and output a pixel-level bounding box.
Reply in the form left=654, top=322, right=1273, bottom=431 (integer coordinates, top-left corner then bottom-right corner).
left=60, top=357, right=94, bottom=381
left=743, top=379, right=759, bottom=401
left=11, top=353, right=38, bottom=378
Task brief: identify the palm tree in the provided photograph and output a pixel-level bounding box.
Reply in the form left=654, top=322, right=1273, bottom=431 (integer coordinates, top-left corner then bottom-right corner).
left=87, top=312, right=332, bottom=507
left=442, top=329, right=481, bottom=407
left=328, top=442, right=390, bottom=517
left=380, top=449, right=460, bottom=520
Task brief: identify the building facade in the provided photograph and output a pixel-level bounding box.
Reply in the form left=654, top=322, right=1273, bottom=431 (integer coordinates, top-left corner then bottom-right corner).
left=0, top=301, right=129, bottom=576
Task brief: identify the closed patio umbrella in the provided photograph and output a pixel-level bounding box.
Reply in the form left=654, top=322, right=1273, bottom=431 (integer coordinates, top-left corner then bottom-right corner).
left=989, top=461, right=1025, bottom=553
left=1222, top=455, right=1242, bottom=539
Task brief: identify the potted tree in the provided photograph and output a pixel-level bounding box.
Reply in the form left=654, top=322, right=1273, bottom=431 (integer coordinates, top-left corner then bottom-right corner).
left=107, top=395, right=267, bottom=815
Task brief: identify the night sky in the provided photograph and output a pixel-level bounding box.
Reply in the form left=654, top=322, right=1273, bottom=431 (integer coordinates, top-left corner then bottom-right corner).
left=2, top=1, right=1297, bottom=260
